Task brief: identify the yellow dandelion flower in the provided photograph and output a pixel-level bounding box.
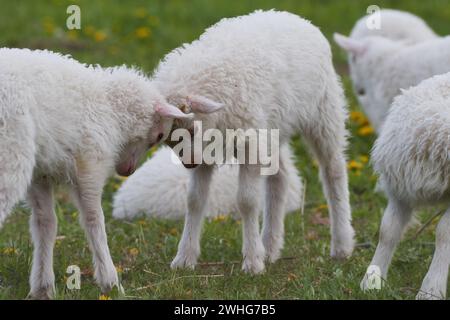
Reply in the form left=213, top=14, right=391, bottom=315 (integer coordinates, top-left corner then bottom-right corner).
left=347, top=160, right=363, bottom=171
left=3, top=247, right=17, bottom=255
left=213, top=214, right=228, bottom=222
left=169, top=228, right=178, bottom=236
left=138, top=219, right=147, bottom=226
left=358, top=125, right=374, bottom=136
left=135, top=27, right=151, bottom=39
left=129, top=247, right=139, bottom=256
left=350, top=111, right=369, bottom=126
left=315, top=204, right=328, bottom=211
left=99, top=294, right=111, bottom=300
left=116, top=265, right=123, bottom=273
left=359, top=155, right=369, bottom=164
left=93, top=30, right=107, bottom=42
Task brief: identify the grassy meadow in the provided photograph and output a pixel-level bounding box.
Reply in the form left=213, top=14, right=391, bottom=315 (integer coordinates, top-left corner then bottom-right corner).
left=1, top=0, right=450, bottom=300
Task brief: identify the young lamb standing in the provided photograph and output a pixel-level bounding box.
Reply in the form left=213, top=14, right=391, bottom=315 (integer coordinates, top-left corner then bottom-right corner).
left=151, top=10, right=354, bottom=273
left=334, top=33, right=450, bottom=132
left=360, top=72, right=450, bottom=299
left=0, top=48, right=188, bottom=299
left=112, top=145, right=303, bottom=220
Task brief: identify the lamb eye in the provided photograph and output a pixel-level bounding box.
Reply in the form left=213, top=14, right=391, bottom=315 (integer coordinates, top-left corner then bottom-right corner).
left=357, top=88, right=365, bottom=96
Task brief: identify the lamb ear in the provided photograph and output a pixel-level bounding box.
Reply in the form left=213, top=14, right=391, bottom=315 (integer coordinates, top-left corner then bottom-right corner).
left=187, top=95, right=224, bottom=114
left=333, top=33, right=366, bottom=56
left=155, top=102, right=194, bottom=120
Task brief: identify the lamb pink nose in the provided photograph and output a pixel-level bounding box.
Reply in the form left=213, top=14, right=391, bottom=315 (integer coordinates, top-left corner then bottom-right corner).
left=116, top=162, right=136, bottom=176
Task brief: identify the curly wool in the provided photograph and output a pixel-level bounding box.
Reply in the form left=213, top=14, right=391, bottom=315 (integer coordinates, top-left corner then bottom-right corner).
left=148, top=10, right=354, bottom=272
left=373, top=72, right=450, bottom=204
left=350, top=9, right=437, bottom=43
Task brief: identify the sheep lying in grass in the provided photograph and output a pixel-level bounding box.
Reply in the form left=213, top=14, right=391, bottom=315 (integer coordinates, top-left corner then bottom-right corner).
left=334, top=32, right=450, bottom=132
left=150, top=10, right=354, bottom=274
left=112, top=145, right=303, bottom=220
left=350, top=9, right=437, bottom=42
left=334, top=10, right=439, bottom=132
left=0, top=48, right=189, bottom=299
left=361, top=72, right=450, bottom=300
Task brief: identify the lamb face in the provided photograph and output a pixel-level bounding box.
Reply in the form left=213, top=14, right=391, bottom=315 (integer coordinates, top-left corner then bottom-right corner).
left=161, top=95, right=224, bottom=169
left=115, top=111, right=170, bottom=176
left=334, top=34, right=404, bottom=130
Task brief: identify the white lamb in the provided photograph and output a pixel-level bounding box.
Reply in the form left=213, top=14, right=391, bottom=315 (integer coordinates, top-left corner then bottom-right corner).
left=112, top=145, right=303, bottom=220
left=334, top=10, right=439, bottom=131
left=0, top=48, right=190, bottom=299
left=149, top=10, right=354, bottom=274
left=334, top=33, right=450, bottom=132
left=350, top=9, right=437, bottom=42
left=360, top=72, right=450, bottom=299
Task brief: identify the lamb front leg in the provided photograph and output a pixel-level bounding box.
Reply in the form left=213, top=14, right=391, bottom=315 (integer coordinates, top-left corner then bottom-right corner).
left=238, top=164, right=266, bottom=274
left=71, top=161, right=118, bottom=294
left=28, top=179, right=57, bottom=299
left=171, top=164, right=214, bottom=269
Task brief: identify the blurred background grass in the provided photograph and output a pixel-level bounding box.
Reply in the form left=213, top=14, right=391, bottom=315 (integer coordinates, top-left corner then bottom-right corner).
left=0, top=0, right=449, bottom=300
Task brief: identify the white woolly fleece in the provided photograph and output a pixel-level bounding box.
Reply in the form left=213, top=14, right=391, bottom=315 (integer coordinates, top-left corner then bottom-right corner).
left=350, top=9, right=437, bottom=43
left=373, top=72, right=450, bottom=205
left=362, top=72, right=450, bottom=300
left=148, top=10, right=354, bottom=270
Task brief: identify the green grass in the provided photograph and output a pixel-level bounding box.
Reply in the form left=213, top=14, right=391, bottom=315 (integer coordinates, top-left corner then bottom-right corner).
left=0, top=0, right=449, bottom=300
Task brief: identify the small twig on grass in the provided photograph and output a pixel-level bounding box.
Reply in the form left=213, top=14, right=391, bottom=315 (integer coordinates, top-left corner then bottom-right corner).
left=411, top=210, right=444, bottom=241
left=197, top=256, right=299, bottom=267
left=143, top=269, right=161, bottom=276
left=355, top=242, right=373, bottom=249
left=134, top=274, right=225, bottom=292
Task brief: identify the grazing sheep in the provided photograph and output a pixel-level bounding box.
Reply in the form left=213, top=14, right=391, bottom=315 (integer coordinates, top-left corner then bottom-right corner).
left=112, top=145, right=303, bottom=220
left=361, top=72, right=450, bottom=299
left=151, top=10, right=354, bottom=274
left=350, top=9, right=437, bottom=43
left=334, top=33, right=450, bottom=132
left=0, top=48, right=189, bottom=299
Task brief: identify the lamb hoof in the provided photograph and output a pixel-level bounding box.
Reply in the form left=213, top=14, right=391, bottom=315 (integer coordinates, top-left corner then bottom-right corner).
left=242, top=256, right=265, bottom=274
left=28, top=286, right=54, bottom=300
left=171, top=252, right=198, bottom=270
left=263, top=237, right=283, bottom=263
left=331, top=228, right=355, bottom=260
left=416, top=288, right=445, bottom=300
left=96, top=265, right=119, bottom=294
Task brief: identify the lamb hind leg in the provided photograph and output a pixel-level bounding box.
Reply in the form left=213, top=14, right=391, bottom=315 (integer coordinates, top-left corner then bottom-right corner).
left=28, top=179, right=57, bottom=300
left=304, top=125, right=354, bottom=259
left=361, top=197, right=412, bottom=290
left=171, top=164, right=214, bottom=269
left=417, top=208, right=450, bottom=300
